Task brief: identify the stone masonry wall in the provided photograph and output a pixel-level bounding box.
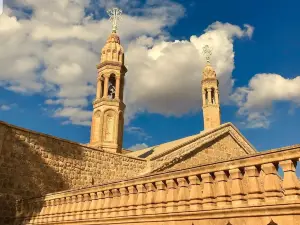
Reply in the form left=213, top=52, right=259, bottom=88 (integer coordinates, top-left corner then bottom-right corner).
left=0, top=121, right=147, bottom=224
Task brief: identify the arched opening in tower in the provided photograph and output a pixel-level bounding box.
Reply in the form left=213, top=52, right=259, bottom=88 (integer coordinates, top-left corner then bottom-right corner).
left=205, top=88, right=208, bottom=104
left=211, top=88, right=215, bottom=104
left=108, top=74, right=116, bottom=99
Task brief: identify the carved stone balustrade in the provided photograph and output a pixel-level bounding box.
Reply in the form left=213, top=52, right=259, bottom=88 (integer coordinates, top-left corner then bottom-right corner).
left=15, top=145, right=300, bottom=225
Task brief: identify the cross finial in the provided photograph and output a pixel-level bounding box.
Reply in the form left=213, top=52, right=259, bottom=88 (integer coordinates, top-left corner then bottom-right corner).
left=107, top=7, right=122, bottom=33
left=202, top=45, right=213, bottom=64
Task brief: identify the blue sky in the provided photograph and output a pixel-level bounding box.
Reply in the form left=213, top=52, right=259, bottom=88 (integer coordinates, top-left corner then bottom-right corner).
left=0, top=0, right=299, bottom=152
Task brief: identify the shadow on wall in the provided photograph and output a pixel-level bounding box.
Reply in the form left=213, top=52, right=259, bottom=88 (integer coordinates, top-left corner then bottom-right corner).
left=0, top=123, right=85, bottom=224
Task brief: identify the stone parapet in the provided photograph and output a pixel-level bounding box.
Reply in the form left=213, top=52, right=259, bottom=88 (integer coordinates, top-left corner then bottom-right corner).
left=15, top=145, right=300, bottom=224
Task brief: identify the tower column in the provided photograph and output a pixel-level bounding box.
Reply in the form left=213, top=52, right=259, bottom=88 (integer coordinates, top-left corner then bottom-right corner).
left=103, top=75, right=109, bottom=98
left=208, top=88, right=212, bottom=105
left=215, top=90, right=219, bottom=105
left=202, top=91, right=206, bottom=106
left=115, top=77, right=120, bottom=99
left=96, top=78, right=102, bottom=99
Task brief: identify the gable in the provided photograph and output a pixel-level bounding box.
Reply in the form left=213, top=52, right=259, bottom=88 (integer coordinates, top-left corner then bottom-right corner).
left=148, top=123, right=257, bottom=173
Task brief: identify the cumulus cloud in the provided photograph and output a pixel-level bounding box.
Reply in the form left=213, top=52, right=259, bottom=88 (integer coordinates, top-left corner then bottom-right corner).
left=0, top=103, right=17, bottom=111
left=124, top=22, right=253, bottom=121
left=0, top=105, right=11, bottom=111
left=128, top=143, right=149, bottom=151
left=125, top=126, right=152, bottom=141
left=0, top=0, right=254, bottom=126
left=232, top=73, right=300, bottom=128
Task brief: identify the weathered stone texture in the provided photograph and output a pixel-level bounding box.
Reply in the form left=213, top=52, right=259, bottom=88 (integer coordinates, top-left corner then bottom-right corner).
left=0, top=121, right=146, bottom=223
left=155, top=133, right=249, bottom=172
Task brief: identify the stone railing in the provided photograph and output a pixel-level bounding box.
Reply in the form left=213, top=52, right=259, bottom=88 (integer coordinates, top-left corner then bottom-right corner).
left=15, top=145, right=300, bottom=224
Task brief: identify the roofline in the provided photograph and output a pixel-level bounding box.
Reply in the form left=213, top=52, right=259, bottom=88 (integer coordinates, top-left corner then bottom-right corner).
left=0, top=120, right=146, bottom=162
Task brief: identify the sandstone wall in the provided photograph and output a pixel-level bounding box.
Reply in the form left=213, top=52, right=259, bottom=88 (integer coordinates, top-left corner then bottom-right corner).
left=0, top=121, right=146, bottom=224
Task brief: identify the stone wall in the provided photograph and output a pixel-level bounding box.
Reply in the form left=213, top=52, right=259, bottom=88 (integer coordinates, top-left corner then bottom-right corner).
left=0, top=121, right=146, bottom=224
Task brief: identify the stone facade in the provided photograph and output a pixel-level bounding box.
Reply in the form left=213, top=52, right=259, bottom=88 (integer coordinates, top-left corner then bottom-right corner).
left=0, top=121, right=146, bottom=223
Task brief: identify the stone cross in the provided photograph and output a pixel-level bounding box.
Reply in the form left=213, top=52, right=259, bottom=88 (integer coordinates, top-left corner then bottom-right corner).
left=202, top=45, right=213, bottom=63
left=107, top=7, right=122, bottom=33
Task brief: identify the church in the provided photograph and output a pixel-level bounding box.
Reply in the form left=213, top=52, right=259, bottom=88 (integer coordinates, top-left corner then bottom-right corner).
left=0, top=8, right=299, bottom=225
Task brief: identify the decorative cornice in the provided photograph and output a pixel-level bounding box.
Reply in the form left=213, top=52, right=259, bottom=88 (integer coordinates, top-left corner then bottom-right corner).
left=97, top=61, right=127, bottom=73
left=201, top=79, right=219, bottom=85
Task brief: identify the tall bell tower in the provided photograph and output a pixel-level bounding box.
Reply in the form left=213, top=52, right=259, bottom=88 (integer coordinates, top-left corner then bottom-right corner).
left=201, top=45, right=221, bottom=130
left=89, top=8, right=126, bottom=153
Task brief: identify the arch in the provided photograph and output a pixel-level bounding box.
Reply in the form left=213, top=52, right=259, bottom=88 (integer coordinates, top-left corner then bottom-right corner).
left=108, top=74, right=116, bottom=99
left=103, top=109, right=116, bottom=142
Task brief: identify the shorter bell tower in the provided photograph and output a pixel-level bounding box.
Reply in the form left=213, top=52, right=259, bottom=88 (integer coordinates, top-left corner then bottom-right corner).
left=89, top=8, right=126, bottom=153
left=201, top=45, right=221, bottom=130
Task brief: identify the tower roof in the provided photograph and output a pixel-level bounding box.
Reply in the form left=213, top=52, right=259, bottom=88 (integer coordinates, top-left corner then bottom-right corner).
left=202, top=63, right=217, bottom=80
left=106, top=32, right=121, bottom=44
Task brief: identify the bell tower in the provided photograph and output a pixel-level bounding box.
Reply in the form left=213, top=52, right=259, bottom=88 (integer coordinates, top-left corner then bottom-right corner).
left=201, top=45, right=221, bottom=130
left=89, top=8, right=126, bottom=153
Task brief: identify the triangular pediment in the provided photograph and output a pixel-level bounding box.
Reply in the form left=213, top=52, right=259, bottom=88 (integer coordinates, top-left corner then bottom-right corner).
left=138, top=123, right=257, bottom=173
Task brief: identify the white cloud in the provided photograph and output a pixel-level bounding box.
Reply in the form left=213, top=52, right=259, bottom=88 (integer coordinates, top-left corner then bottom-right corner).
left=0, top=105, right=11, bottom=111
left=54, top=107, right=92, bottom=126
left=0, top=103, right=17, bottom=111
left=0, top=1, right=254, bottom=127
left=232, top=73, right=300, bottom=128
left=124, top=22, right=253, bottom=122
left=128, top=143, right=148, bottom=151
left=0, top=0, right=184, bottom=126
left=125, top=126, right=152, bottom=141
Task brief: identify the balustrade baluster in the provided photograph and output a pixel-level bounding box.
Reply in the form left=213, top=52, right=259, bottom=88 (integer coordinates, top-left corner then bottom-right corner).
left=102, top=190, right=113, bottom=217
left=69, top=196, right=77, bottom=220
left=57, top=197, right=66, bottom=222
left=177, top=177, right=190, bottom=211
left=119, top=187, right=129, bottom=217
left=63, top=197, right=72, bottom=221
left=54, top=198, right=63, bottom=222
left=80, top=193, right=91, bottom=220
left=215, top=171, right=231, bottom=207
left=155, top=181, right=167, bottom=213
left=88, top=192, right=98, bottom=219
left=127, top=186, right=138, bottom=216
left=75, top=194, right=84, bottom=220
left=165, top=179, right=178, bottom=213
left=136, top=184, right=147, bottom=215
left=201, top=173, right=215, bottom=209
left=189, top=175, right=202, bottom=211
left=95, top=191, right=105, bottom=218
left=279, top=160, right=300, bottom=200
left=229, top=168, right=246, bottom=206
left=245, top=166, right=263, bottom=205
left=145, top=183, right=156, bottom=214
left=47, top=199, right=55, bottom=223
left=262, top=163, right=283, bottom=202
left=110, top=189, right=121, bottom=217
